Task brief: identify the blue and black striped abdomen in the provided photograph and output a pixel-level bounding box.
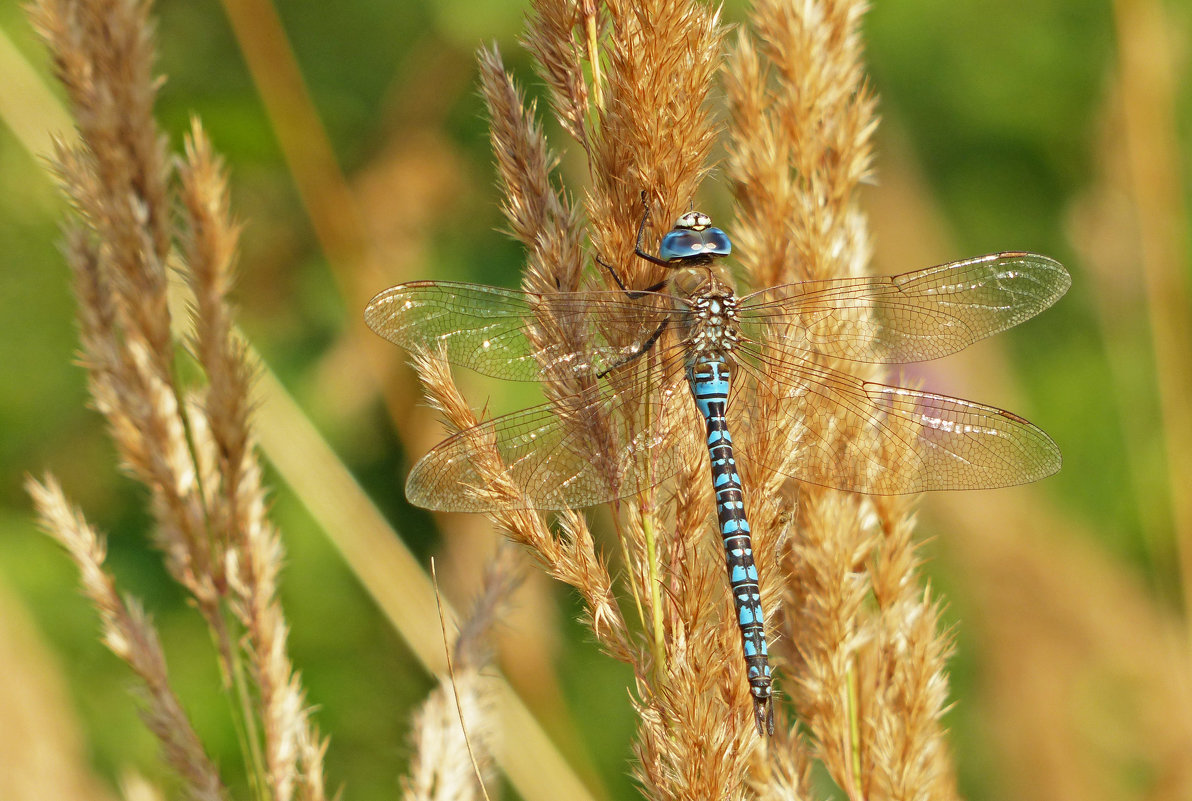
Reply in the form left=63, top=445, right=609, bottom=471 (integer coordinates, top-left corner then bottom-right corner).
left=687, top=354, right=774, bottom=735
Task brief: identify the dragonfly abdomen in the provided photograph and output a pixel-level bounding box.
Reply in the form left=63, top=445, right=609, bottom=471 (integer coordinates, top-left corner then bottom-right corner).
left=687, top=354, right=774, bottom=735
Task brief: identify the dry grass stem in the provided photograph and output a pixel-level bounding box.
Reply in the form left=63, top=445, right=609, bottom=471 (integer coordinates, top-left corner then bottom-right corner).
left=28, top=0, right=328, bottom=797
left=400, top=544, right=525, bottom=801
left=401, top=669, right=495, bottom=801
left=1107, top=0, right=1192, bottom=625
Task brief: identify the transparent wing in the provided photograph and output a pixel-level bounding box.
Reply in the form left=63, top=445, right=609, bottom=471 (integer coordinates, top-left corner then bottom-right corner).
left=732, top=349, right=1061, bottom=494
left=406, top=348, right=702, bottom=512
left=364, top=281, right=679, bottom=382
left=739, top=252, right=1070, bottom=364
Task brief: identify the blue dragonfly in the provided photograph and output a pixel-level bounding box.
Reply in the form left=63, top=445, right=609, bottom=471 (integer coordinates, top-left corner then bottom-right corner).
left=365, top=202, right=1070, bottom=735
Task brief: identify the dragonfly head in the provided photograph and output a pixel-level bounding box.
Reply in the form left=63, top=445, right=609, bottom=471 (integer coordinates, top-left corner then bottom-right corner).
left=659, top=211, right=732, bottom=262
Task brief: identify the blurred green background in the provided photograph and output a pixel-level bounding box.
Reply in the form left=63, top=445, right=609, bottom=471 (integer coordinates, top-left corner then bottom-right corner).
left=1, top=0, right=1189, bottom=798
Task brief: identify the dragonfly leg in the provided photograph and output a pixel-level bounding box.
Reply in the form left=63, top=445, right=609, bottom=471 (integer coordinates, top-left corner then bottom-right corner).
left=595, top=191, right=674, bottom=292
left=595, top=254, right=667, bottom=296
left=595, top=193, right=671, bottom=292
left=634, top=190, right=673, bottom=268
left=595, top=318, right=669, bottom=378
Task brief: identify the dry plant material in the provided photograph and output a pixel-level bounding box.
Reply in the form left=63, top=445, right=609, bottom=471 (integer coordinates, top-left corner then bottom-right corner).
left=27, top=0, right=327, bottom=797
left=725, top=2, right=954, bottom=797
left=29, top=477, right=225, bottom=801
left=366, top=1, right=1063, bottom=800
left=399, top=544, right=523, bottom=801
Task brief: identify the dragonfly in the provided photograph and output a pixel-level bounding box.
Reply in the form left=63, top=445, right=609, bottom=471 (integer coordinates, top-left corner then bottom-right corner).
left=364, top=201, right=1070, bottom=736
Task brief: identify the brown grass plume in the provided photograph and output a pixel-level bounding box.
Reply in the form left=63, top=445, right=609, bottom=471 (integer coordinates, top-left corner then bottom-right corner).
left=27, top=0, right=327, bottom=797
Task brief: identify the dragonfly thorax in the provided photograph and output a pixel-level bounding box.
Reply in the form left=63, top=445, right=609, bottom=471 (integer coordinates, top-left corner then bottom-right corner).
left=684, top=282, right=741, bottom=358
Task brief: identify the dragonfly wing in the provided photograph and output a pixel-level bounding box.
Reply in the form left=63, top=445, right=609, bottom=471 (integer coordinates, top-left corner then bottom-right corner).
left=364, top=281, right=676, bottom=382
left=739, top=253, right=1070, bottom=364
left=734, top=353, right=1061, bottom=494
left=406, top=354, right=701, bottom=512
